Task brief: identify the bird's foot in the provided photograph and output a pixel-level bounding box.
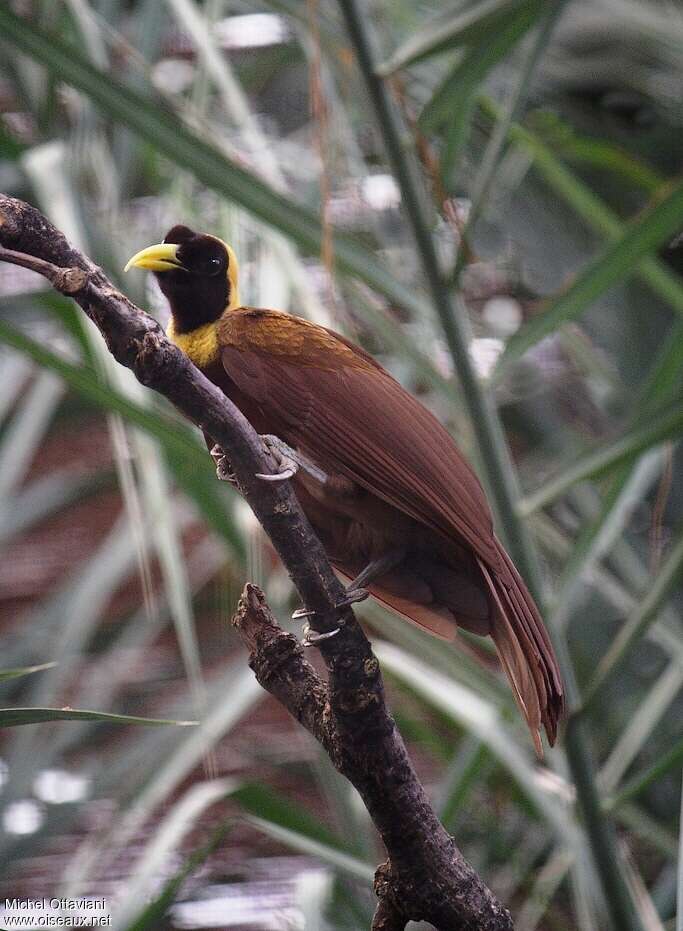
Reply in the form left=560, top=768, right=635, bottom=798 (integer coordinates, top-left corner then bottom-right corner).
left=256, top=435, right=333, bottom=486
left=210, top=444, right=239, bottom=486
left=301, top=622, right=342, bottom=647
left=292, top=586, right=368, bottom=622
left=292, top=586, right=369, bottom=647
left=255, top=434, right=299, bottom=483
left=293, top=551, right=405, bottom=631
left=292, top=605, right=317, bottom=621
left=334, top=587, right=370, bottom=609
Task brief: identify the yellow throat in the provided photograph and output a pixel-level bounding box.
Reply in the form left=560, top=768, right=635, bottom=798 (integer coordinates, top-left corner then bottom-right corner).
left=167, top=318, right=220, bottom=369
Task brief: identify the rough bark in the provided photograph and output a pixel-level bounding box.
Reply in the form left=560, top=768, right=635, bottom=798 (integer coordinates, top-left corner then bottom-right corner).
left=0, top=194, right=514, bottom=930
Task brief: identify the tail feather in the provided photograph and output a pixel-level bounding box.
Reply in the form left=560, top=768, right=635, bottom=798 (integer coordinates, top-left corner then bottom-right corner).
left=478, top=539, right=564, bottom=755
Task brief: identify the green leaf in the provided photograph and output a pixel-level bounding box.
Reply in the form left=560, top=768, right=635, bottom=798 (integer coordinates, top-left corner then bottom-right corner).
left=448, top=0, right=567, bottom=275
left=550, top=454, right=660, bottom=605
left=440, top=95, right=479, bottom=190
left=518, top=400, right=683, bottom=515
left=0, top=318, right=244, bottom=557
left=124, top=822, right=232, bottom=931
left=0, top=708, right=197, bottom=727
left=548, top=321, right=683, bottom=602
left=436, top=738, right=490, bottom=829
left=640, top=321, right=683, bottom=404
left=375, top=642, right=572, bottom=837
left=0, top=118, right=27, bottom=160
left=420, top=2, right=542, bottom=130
left=418, top=2, right=541, bottom=184
left=553, top=135, right=664, bottom=195
left=499, top=178, right=683, bottom=371
left=380, top=0, right=538, bottom=74
left=0, top=4, right=429, bottom=322
left=31, top=290, right=97, bottom=363
left=582, top=525, right=683, bottom=709
left=247, top=815, right=374, bottom=882
left=608, top=736, right=683, bottom=810
left=232, top=782, right=348, bottom=851
left=0, top=319, right=201, bottom=461
left=480, top=96, right=683, bottom=323
left=615, top=801, right=678, bottom=860
left=0, top=662, right=57, bottom=682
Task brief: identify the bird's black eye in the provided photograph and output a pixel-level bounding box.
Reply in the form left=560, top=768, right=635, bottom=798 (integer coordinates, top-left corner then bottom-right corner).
left=194, top=254, right=225, bottom=276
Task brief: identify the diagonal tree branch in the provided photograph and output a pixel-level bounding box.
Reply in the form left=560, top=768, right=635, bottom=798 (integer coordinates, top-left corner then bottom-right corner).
left=232, top=584, right=514, bottom=931
left=0, top=193, right=513, bottom=931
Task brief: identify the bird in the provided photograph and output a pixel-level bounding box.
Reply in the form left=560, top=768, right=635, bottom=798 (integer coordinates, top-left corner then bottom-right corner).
left=125, top=225, right=564, bottom=753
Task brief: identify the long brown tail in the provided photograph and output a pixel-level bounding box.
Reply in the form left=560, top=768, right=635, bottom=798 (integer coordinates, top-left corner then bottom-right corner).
left=478, top=539, right=564, bottom=756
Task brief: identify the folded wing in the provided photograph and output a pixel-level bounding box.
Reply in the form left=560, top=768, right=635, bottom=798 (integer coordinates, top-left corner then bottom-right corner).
left=219, top=308, right=564, bottom=747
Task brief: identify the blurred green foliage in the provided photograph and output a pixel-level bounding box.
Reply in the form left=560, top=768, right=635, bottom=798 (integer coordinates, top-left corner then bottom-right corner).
left=0, top=1, right=681, bottom=929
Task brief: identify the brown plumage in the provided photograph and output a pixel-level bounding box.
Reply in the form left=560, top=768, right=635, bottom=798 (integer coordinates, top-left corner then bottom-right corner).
left=125, top=226, right=564, bottom=753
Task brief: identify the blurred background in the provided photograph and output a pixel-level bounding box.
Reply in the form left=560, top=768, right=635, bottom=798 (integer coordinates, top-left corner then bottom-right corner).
left=0, top=1, right=681, bottom=929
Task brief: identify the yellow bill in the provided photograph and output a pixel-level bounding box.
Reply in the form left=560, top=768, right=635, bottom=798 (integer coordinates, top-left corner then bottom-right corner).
left=124, top=242, right=182, bottom=273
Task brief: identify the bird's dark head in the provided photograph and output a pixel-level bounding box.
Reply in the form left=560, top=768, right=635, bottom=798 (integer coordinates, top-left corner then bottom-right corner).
left=124, top=225, right=240, bottom=334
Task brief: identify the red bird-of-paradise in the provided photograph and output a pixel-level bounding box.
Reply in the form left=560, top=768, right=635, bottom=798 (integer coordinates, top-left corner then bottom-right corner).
left=126, top=226, right=564, bottom=755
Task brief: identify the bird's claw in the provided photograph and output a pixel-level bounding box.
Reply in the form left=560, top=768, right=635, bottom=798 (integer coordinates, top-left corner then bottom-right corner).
left=256, top=466, right=297, bottom=482
left=210, top=444, right=239, bottom=486
left=255, top=434, right=299, bottom=483
left=302, top=622, right=342, bottom=647
left=293, top=586, right=368, bottom=645
left=292, top=587, right=369, bottom=621
left=334, top=587, right=369, bottom=609
left=292, top=605, right=317, bottom=620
